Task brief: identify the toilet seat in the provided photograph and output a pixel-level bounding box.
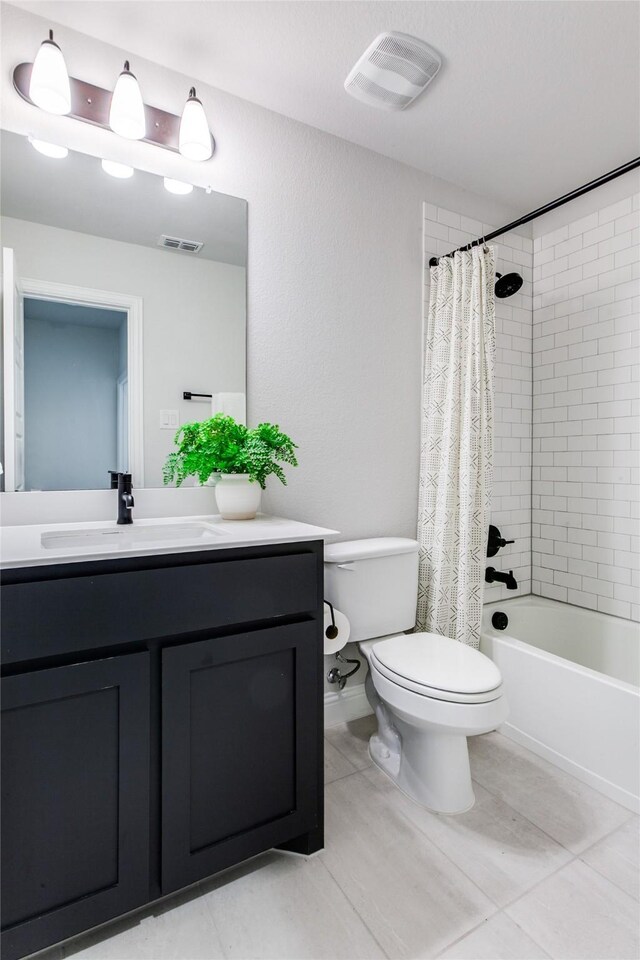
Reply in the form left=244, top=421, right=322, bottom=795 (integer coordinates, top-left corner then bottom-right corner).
left=370, top=632, right=503, bottom=704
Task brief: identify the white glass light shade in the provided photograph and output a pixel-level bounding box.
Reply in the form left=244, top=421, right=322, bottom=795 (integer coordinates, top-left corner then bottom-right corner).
left=28, top=136, right=68, bottom=159
left=179, top=88, right=212, bottom=161
left=101, top=159, right=134, bottom=179
left=109, top=62, right=145, bottom=140
left=163, top=177, right=193, bottom=195
left=29, top=31, right=71, bottom=115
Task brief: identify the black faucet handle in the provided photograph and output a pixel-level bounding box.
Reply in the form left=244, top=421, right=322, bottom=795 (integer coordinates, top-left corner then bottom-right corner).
left=487, top=525, right=516, bottom=556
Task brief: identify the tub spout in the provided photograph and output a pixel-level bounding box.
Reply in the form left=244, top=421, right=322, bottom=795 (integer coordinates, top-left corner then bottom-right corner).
left=485, top=567, right=518, bottom=590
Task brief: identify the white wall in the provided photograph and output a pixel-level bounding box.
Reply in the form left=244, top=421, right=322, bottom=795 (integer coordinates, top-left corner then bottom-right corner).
left=0, top=4, right=522, bottom=539
left=1, top=216, right=246, bottom=487
left=531, top=178, right=640, bottom=621
left=423, top=205, right=533, bottom=603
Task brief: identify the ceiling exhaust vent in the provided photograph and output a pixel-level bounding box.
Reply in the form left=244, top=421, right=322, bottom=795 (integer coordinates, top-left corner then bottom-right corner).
left=344, top=32, right=441, bottom=111
left=158, top=234, right=204, bottom=254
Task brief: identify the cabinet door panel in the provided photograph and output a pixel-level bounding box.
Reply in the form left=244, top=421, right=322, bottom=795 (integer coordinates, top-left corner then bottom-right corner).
left=1, top=654, right=150, bottom=960
left=161, top=622, right=318, bottom=892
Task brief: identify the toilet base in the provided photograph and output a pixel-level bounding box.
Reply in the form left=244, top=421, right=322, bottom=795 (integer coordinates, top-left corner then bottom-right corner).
left=364, top=669, right=477, bottom=814
left=388, top=717, right=476, bottom=814
left=369, top=740, right=477, bottom=816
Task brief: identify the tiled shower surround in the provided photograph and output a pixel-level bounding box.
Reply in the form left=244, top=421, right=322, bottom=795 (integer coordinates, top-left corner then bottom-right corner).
left=423, top=204, right=533, bottom=604
left=424, top=193, right=639, bottom=620
left=532, top=193, right=640, bottom=621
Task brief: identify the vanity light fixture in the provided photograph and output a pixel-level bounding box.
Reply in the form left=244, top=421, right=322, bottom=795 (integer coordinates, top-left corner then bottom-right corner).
left=29, top=30, right=71, bottom=115
left=179, top=88, right=212, bottom=161
left=101, top=158, right=134, bottom=179
left=163, top=177, right=194, bottom=195
left=109, top=61, right=146, bottom=140
left=28, top=136, right=68, bottom=159
left=15, top=39, right=215, bottom=158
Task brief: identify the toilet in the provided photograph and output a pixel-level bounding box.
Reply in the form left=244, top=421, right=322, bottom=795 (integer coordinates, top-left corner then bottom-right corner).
left=324, top=537, right=508, bottom=814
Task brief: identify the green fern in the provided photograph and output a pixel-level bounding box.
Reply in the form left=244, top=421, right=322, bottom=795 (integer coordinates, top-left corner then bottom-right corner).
left=163, top=414, right=298, bottom=490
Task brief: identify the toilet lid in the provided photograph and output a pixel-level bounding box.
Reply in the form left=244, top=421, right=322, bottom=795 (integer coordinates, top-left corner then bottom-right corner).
left=371, top=632, right=502, bottom=696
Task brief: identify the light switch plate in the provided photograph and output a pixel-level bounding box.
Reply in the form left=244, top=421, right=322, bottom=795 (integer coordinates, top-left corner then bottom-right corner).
left=160, top=409, right=179, bottom=429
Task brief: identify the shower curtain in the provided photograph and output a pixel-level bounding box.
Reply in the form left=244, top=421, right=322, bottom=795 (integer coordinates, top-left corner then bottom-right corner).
left=416, top=245, right=496, bottom=647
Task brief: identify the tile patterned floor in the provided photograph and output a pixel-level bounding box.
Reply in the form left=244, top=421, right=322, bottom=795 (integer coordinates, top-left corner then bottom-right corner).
left=32, top=718, right=639, bottom=960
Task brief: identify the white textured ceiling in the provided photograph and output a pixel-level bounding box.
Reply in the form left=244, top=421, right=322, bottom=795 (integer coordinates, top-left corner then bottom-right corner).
left=11, top=0, right=640, bottom=208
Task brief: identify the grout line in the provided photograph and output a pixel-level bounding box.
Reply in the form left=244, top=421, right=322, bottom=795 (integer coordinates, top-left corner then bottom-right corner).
left=497, top=853, right=580, bottom=914
left=465, top=765, right=585, bottom=855
left=324, top=740, right=373, bottom=774
left=380, top=762, right=576, bottom=915
left=314, top=857, right=393, bottom=960
left=433, top=909, right=553, bottom=960
left=468, top=733, right=634, bottom=853
left=324, top=766, right=364, bottom=787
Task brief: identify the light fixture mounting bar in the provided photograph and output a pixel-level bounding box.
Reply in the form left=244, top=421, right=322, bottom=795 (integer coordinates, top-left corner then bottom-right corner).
left=13, top=62, right=215, bottom=156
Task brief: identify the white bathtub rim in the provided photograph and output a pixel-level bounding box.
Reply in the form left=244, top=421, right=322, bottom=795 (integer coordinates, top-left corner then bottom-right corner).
left=484, top=592, right=639, bottom=629
left=482, top=629, right=639, bottom=696
left=499, top=722, right=640, bottom=814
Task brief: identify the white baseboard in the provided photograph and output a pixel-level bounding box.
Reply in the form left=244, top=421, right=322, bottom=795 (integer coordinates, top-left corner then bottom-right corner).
left=324, top=684, right=372, bottom=728
left=499, top=722, right=639, bottom=814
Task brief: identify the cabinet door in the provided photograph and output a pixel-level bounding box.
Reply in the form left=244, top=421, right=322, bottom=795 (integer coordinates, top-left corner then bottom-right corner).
left=1, top=653, right=150, bottom=960
left=161, top=622, right=319, bottom=892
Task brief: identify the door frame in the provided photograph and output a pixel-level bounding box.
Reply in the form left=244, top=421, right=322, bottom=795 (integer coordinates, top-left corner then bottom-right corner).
left=19, top=277, right=144, bottom=488
left=1, top=247, right=25, bottom=492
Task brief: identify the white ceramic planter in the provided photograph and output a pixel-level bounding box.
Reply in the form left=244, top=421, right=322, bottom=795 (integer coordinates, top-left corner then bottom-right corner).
left=214, top=474, right=261, bottom=520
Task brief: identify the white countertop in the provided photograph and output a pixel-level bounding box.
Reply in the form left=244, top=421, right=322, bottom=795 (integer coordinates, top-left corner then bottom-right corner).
left=0, top=514, right=339, bottom=569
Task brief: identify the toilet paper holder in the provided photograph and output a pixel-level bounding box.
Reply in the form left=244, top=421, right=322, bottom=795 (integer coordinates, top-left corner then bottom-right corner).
left=325, top=601, right=360, bottom=691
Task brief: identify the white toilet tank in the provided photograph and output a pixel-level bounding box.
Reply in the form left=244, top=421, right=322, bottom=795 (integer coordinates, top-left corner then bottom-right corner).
left=324, top=538, right=419, bottom=643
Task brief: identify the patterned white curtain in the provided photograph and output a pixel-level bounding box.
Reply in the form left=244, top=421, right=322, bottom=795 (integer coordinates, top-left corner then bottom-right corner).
left=416, top=246, right=496, bottom=647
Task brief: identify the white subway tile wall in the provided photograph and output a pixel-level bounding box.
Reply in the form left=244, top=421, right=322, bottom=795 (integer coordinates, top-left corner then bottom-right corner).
left=532, top=193, right=640, bottom=621
left=423, top=205, right=533, bottom=603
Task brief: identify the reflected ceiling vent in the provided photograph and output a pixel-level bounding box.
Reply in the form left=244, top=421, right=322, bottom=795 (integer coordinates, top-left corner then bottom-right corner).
left=344, top=32, right=441, bottom=111
left=158, top=234, right=204, bottom=253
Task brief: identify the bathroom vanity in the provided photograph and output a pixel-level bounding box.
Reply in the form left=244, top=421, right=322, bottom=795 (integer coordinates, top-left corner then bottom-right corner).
left=0, top=518, right=334, bottom=960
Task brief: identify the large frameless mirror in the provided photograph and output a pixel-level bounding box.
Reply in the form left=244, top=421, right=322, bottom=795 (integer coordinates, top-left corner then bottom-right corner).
left=0, top=130, right=247, bottom=491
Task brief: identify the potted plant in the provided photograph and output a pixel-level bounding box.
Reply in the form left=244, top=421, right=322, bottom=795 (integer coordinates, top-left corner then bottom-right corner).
left=163, top=414, right=298, bottom=520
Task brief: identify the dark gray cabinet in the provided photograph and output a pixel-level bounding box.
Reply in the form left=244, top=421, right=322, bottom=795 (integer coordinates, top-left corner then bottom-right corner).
left=1, top=653, right=151, bottom=960
left=161, top=622, right=318, bottom=892
left=1, top=541, right=324, bottom=960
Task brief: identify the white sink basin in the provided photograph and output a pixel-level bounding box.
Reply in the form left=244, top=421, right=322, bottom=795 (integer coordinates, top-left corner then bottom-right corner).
left=41, top=522, right=224, bottom=550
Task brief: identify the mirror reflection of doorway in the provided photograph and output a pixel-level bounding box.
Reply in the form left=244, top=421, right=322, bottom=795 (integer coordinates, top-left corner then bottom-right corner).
left=23, top=297, right=128, bottom=490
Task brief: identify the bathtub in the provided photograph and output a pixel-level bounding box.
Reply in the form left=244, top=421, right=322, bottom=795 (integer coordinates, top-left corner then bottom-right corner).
left=481, top=596, right=640, bottom=813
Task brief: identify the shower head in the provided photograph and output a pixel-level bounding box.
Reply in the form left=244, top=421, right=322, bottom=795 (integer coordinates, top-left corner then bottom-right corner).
left=495, top=271, right=523, bottom=299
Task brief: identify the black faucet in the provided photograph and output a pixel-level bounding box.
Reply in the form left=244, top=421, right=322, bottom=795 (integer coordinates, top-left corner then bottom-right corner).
left=485, top=567, right=517, bottom=590
left=116, top=472, right=135, bottom=524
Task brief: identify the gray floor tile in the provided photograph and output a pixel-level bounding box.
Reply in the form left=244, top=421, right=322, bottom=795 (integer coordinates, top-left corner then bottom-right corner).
left=324, top=714, right=375, bottom=771
left=322, top=766, right=496, bottom=959
left=438, top=912, right=550, bottom=959
left=201, top=850, right=384, bottom=959
left=469, top=732, right=632, bottom=853
left=506, top=859, right=640, bottom=960
left=32, top=727, right=637, bottom=960
left=324, top=738, right=357, bottom=784
left=580, top=816, right=640, bottom=901
left=388, top=776, right=572, bottom=907
left=63, top=886, right=225, bottom=959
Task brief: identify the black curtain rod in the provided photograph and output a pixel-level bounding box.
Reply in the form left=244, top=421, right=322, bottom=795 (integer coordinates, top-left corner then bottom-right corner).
left=429, top=157, right=640, bottom=267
